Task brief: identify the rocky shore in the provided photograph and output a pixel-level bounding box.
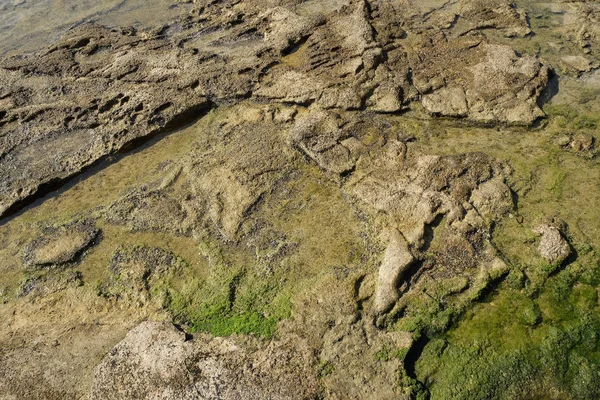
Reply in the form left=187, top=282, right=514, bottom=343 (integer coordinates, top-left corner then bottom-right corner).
left=1, top=1, right=599, bottom=399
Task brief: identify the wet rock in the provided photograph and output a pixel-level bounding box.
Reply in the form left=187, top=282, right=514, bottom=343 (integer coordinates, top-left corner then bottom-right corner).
left=0, top=6, right=274, bottom=218
left=99, top=246, right=186, bottom=303
left=0, top=0, right=555, bottom=219
left=18, top=270, right=83, bottom=298
left=22, top=221, right=99, bottom=267
left=373, top=229, right=415, bottom=315
left=104, top=166, right=195, bottom=236
left=104, top=109, right=291, bottom=241
left=533, top=224, right=571, bottom=265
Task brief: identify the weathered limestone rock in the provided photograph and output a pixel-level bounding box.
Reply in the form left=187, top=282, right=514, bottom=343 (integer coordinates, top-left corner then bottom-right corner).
left=319, top=322, right=412, bottom=400
left=470, top=177, right=514, bottom=219
left=349, top=146, right=512, bottom=315
left=104, top=107, right=292, bottom=241
left=91, top=321, right=320, bottom=400
left=373, top=229, right=415, bottom=315
left=422, top=87, right=469, bottom=117
left=290, top=111, right=356, bottom=175
left=91, top=322, right=200, bottom=400
left=533, top=224, right=571, bottom=265
left=466, top=44, right=549, bottom=124
left=459, top=0, right=532, bottom=38
left=0, top=0, right=551, bottom=219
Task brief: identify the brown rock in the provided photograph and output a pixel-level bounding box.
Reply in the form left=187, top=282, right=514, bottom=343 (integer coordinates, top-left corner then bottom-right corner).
left=373, top=228, right=415, bottom=315
left=571, top=133, right=595, bottom=152
left=91, top=321, right=320, bottom=400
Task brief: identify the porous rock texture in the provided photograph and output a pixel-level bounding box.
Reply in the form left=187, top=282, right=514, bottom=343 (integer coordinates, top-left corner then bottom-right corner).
left=91, top=321, right=320, bottom=400
left=0, top=0, right=549, bottom=218
left=22, top=220, right=99, bottom=267
left=0, top=1, right=576, bottom=399
left=534, top=224, right=571, bottom=266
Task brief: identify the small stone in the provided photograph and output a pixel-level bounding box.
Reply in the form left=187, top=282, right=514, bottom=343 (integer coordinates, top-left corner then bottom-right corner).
left=554, top=135, right=572, bottom=148
left=533, top=224, right=571, bottom=265
left=571, top=133, right=595, bottom=152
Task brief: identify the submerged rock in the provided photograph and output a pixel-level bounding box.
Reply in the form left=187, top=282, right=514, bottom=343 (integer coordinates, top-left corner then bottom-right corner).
left=99, top=246, right=186, bottom=303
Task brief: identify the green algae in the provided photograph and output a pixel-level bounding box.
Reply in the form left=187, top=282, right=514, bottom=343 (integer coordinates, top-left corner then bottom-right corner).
left=415, top=264, right=600, bottom=399
left=166, top=162, right=369, bottom=338
left=407, top=104, right=600, bottom=397
left=388, top=81, right=600, bottom=398
left=0, top=85, right=598, bottom=396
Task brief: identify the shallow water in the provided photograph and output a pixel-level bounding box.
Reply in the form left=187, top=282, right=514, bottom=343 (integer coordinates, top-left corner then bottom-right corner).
left=0, top=0, right=194, bottom=57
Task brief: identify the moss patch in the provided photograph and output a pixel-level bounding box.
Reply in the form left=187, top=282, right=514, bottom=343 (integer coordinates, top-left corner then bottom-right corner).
left=416, top=256, right=600, bottom=400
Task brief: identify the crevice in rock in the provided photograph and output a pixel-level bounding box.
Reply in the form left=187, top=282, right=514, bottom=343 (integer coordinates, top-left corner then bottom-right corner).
left=537, top=68, right=560, bottom=109
left=0, top=101, right=216, bottom=226
left=282, top=34, right=310, bottom=56
left=403, top=334, right=432, bottom=399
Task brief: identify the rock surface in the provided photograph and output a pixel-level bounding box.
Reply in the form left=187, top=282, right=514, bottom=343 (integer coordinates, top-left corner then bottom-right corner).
left=534, top=224, right=571, bottom=265
left=373, top=229, right=414, bottom=315
left=0, top=0, right=551, bottom=218
left=3, top=0, right=599, bottom=399
left=22, top=220, right=99, bottom=267
left=91, top=321, right=320, bottom=400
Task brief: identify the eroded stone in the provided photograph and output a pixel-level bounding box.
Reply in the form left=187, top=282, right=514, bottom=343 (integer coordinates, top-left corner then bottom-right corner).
left=533, top=224, right=571, bottom=265
left=22, top=220, right=99, bottom=267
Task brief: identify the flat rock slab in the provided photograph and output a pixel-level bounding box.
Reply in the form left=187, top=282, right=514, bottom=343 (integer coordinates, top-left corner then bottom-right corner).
left=0, top=0, right=550, bottom=219
left=91, top=321, right=320, bottom=400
